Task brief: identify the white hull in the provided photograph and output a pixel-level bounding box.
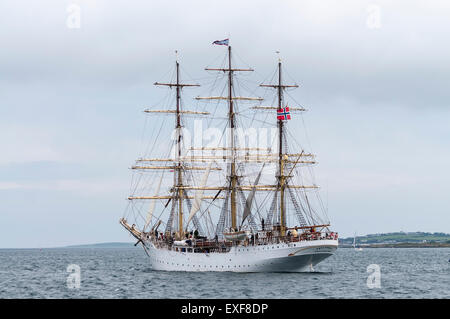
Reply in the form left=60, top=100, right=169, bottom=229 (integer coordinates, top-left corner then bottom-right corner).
left=144, top=239, right=338, bottom=272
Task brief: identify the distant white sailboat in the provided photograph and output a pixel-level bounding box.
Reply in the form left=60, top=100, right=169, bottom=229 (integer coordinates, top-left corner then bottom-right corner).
left=353, top=233, right=363, bottom=251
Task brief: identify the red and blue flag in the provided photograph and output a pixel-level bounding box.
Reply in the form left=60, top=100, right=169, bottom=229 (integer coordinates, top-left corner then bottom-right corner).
left=277, top=107, right=291, bottom=120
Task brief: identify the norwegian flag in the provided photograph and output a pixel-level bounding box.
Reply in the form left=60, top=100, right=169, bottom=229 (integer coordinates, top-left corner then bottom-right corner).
left=277, top=107, right=291, bottom=120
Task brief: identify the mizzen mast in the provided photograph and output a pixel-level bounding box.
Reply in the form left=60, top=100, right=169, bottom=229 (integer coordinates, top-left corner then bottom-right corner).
left=259, top=55, right=299, bottom=236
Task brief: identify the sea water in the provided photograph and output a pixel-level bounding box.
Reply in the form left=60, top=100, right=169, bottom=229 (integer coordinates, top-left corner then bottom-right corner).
left=0, top=247, right=448, bottom=298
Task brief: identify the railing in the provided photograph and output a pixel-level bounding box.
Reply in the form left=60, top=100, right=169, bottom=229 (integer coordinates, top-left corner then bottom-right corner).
left=148, top=230, right=338, bottom=253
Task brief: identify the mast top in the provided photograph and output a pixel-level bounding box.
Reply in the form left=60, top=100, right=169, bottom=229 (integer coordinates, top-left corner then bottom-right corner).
left=276, top=50, right=281, bottom=63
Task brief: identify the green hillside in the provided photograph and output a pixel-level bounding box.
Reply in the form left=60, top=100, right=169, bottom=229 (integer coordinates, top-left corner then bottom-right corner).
left=340, top=232, right=450, bottom=245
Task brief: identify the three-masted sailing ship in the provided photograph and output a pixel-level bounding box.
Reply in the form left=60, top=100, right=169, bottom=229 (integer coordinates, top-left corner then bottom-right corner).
left=120, top=40, right=338, bottom=272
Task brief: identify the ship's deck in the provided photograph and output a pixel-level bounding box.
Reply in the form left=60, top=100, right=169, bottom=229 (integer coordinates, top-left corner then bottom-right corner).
left=148, top=230, right=338, bottom=254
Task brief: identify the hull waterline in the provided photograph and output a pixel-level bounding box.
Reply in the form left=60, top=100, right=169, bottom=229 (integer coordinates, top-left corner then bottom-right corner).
left=145, top=239, right=338, bottom=272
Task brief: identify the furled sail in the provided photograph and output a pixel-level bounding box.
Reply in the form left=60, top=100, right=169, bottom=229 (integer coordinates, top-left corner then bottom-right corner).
left=186, top=162, right=212, bottom=228
left=144, top=174, right=163, bottom=231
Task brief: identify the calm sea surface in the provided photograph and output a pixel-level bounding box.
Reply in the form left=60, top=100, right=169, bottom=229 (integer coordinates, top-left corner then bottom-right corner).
left=0, top=247, right=449, bottom=298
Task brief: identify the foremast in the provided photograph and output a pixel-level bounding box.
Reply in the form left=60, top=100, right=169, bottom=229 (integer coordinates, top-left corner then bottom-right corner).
left=157, top=58, right=192, bottom=240
left=126, top=52, right=214, bottom=241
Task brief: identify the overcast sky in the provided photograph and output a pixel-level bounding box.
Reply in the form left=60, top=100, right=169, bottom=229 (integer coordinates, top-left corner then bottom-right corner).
left=1, top=0, right=450, bottom=248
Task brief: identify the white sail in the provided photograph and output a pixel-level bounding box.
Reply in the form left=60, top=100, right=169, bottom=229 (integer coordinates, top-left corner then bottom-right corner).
left=186, top=162, right=212, bottom=228
left=144, top=174, right=163, bottom=231
left=241, top=164, right=264, bottom=226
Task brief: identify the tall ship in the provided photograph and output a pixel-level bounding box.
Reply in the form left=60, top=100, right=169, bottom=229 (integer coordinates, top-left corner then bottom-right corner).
left=120, top=40, right=338, bottom=272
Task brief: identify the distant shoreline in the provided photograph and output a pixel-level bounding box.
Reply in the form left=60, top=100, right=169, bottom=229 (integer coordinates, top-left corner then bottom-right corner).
left=340, top=242, right=450, bottom=248
left=1, top=242, right=450, bottom=249
left=70, top=242, right=450, bottom=249
left=52, top=242, right=450, bottom=249
left=62, top=242, right=135, bottom=248
left=3, top=231, right=450, bottom=249
left=339, top=231, right=450, bottom=248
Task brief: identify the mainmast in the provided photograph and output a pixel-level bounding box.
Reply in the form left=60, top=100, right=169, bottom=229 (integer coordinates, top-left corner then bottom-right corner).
left=228, top=46, right=238, bottom=230
left=175, top=58, right=184, bottom=240
left=196, top=44, right=262, bottom=231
